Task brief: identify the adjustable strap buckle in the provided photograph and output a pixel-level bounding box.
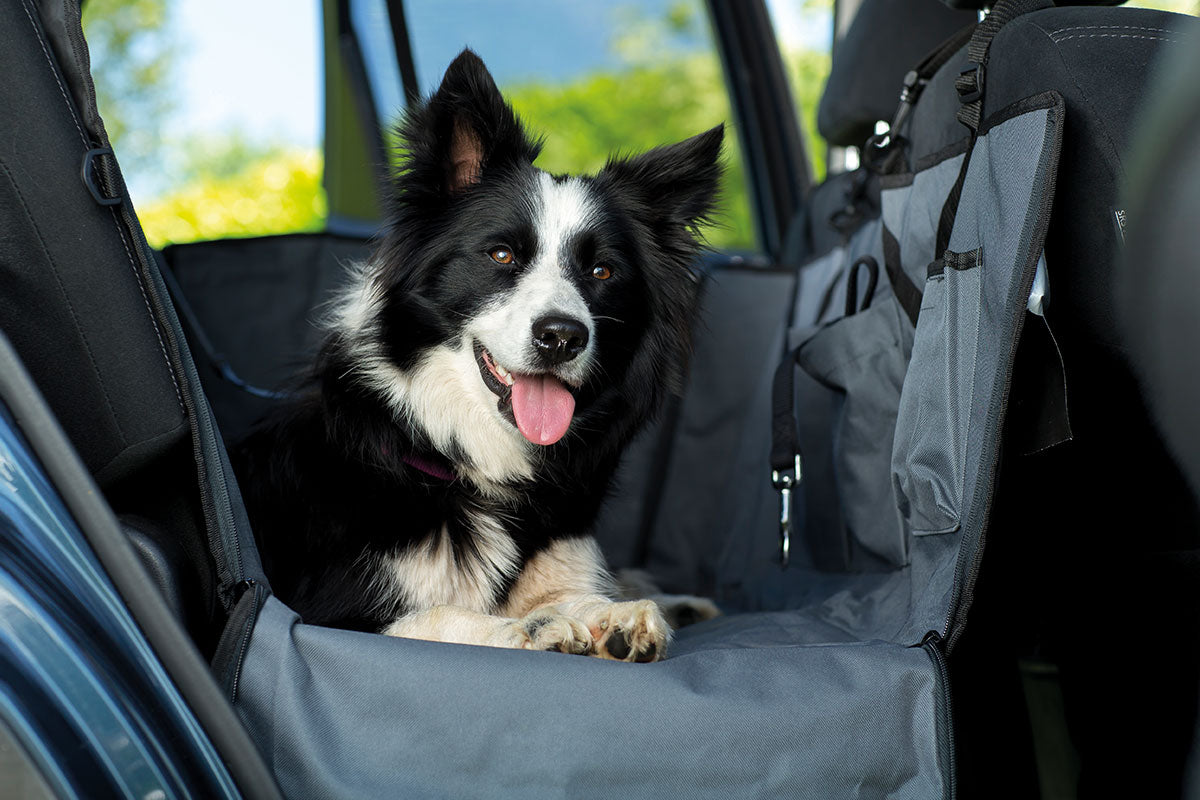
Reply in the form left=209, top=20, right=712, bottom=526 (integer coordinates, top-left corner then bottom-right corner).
left=956, top=61, right=985, bottom=105
left=771, top=454, right=802, bottom=569
left=81, top=147, right=122, bottom=207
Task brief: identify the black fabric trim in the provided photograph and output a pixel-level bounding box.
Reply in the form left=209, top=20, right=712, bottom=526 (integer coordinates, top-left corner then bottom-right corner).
left=212, top=580, right=269, bottom=702
left=936, top=91, right=1063, bottom=261
left=881, top=223, right=923, bottom=326
left=878, top=138, right=971, bottom=194
left=935, top=143, right=974, bottom=259
left=913, top=136, right=972, bottom=174
left=944, top=247, right=983, bottom=271
left=977, top=89, right=1065, bottom=136
left=945, top=93, right=1066, bottom=652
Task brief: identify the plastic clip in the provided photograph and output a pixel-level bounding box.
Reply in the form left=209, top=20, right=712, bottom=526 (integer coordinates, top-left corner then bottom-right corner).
left=81, top=147, right=122, bottom=207
left=771, top=454, right=801, bottom=568
left=956, top=61, right=985, bottom=104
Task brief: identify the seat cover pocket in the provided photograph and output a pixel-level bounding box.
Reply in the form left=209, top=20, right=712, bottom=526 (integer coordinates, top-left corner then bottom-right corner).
left=797, top=294, right=915, bottom=566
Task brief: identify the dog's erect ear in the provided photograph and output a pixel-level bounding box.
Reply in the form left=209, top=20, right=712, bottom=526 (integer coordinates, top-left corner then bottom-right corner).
left=406, top=49, right=541, bottom=194
left=602, top=125, right=724, bottom=228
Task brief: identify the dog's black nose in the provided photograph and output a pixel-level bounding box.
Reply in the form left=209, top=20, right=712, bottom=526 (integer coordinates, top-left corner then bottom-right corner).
left=531, top=316, right=589, bottom=365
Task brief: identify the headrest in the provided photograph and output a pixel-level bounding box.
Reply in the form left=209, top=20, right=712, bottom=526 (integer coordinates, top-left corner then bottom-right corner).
left=817, top=0, right=977, bottom=148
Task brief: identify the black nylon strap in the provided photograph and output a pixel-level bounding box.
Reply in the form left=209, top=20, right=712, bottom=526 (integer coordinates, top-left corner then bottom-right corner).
left=935, top=142, right=974, bottom=258
left=915, top=21, right=979, bottom=85
left=770, top=347, right=803, bottom=473
left=955, top=0, right=1053, bottom=131
left=881, top=224, right=923, bottom=326
left=942, top=0, right=1051, bottom=255
left=879, top=22, right=979, bottom=157
left=845, top=255, right=880, bottom=317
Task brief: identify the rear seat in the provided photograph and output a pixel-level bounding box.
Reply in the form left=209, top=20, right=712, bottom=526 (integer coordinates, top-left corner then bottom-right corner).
left=639, top=0, right=1200, bottom=795
left=4, top=0, right=1197, bottom=795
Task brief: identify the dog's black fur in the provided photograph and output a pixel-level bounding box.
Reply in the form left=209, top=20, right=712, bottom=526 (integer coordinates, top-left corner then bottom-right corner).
left=233, top=50, right=722, bottom=635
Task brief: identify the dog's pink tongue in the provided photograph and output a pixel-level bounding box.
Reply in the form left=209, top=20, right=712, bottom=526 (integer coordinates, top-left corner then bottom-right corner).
left=511, top=373, right=575, bottom=445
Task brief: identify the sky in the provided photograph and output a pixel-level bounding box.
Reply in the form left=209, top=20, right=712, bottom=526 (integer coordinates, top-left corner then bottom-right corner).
left=163, top=0, right=828, bottom=155
left=167, top=0, right=324, bottom=149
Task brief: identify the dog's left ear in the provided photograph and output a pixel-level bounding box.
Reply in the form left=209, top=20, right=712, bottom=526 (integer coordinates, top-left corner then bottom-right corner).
left=401, top=49, right=541, bottom=195
left=602, top=125, right=724, bottom=228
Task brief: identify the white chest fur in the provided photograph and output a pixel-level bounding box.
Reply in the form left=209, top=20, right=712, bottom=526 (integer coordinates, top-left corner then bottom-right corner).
left=377, top=512, right=521, bottom=614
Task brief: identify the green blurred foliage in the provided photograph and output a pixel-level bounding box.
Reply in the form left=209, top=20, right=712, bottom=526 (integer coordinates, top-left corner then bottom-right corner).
left=773, top=0, right=833, bottom=180
left=504, top=1, right=759, bottom=251
left=136, top=147, right=326, bottom=248
left=81, top=0, right=175, bottom=169
left=507, top=54, right=756, bottom=251
left=1126, top=0, right=1199, bottom=13
left=507, top=0, right=831, bottom=251
left=85, top=0, right=836, bottom=252
left=779, top=47, right=832, bottom=182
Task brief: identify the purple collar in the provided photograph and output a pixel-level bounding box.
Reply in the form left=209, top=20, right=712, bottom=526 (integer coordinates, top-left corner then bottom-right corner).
left=401, top=453, right=457, bottom=482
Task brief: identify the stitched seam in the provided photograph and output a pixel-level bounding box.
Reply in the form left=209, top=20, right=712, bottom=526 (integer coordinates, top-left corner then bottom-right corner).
left=108, top=206, right=185, bottom=411
left=0, top=160, right=127, bottom=446
left=23, top=0, right=185, bottom=412
left=21, top=0, right=89, bottom=148
left=1048, top=24, right=1180, bottom=35
left=1030, top=21, right=1131, bottom=190
left=1053, top=33, right=1185, bottom=44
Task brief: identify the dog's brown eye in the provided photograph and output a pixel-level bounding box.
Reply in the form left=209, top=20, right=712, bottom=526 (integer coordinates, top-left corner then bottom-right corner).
left=592, top=265, right=612, bottom=280
left=490, top=247, right=514, bottom=264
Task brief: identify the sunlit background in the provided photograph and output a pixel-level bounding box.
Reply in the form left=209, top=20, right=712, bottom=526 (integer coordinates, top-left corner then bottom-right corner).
left=82, top=0, right=1198, bottom=252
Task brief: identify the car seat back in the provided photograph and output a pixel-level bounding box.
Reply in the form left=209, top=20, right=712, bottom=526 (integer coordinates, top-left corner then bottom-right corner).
left=0, top=0, right=265, bottom=651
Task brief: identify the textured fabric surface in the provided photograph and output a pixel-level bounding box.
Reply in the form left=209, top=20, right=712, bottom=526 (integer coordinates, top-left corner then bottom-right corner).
left=880, top=153, right=966, bottom=289
left=164, top=234, right=373, bottom=441
left=633, top=268, right=796, bottom=595
left=0, top=1, right=188, bottom=486
left=893, top=105, right=1057, bottom=543
left=891, top=258, right=981, bottom=536
left=790, top=218, right=885, bottom=335
left=238, top=596, right=949, bottom=800
left=798, top=295, right=915, bottom=565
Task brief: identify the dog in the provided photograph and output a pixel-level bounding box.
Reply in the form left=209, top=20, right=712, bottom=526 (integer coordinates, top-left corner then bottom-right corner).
left=233, top=49, right=722, bottom=662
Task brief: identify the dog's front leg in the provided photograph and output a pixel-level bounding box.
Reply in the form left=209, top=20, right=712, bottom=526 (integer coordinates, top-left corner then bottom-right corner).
left=382, top=605, right=594, bottom=654
left=499, top=537, right=671, bottom=662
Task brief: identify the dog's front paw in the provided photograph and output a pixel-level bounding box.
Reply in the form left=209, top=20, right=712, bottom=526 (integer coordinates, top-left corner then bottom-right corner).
left=497, top=611, right=594, bottom=655
left=587, top=600, right=669, bottom=662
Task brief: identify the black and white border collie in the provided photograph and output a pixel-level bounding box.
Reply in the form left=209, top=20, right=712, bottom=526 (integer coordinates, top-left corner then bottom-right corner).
left=234, top=50, right=722, bottom=662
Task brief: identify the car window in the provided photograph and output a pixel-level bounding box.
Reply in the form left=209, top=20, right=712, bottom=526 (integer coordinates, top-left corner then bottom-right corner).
left=1124, top=0, right=1198, bottom=12
left=764, top=0, right=833, bottom=181
left=401, top=0, right=759, bottom=252
left=83, top=0, right=326, bottom=248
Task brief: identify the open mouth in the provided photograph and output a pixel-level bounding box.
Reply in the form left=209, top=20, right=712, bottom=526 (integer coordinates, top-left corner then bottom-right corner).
left=473, top=340, right=577, bottom=446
